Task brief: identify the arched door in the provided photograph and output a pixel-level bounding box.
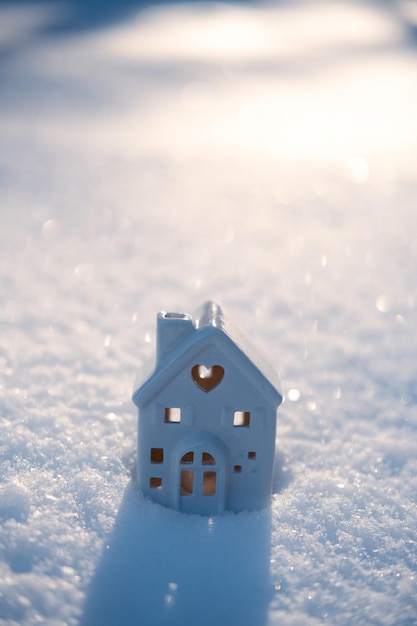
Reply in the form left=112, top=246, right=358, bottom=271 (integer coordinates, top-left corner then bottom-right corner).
left=177, top=446, right=225, bottom=515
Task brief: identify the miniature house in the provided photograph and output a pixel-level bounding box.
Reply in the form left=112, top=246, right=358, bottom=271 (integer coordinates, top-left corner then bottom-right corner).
left=132, top=301, right=282, bottom=516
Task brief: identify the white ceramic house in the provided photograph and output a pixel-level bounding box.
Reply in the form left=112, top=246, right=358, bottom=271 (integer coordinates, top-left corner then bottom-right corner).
left=132, top=302, right=282, bottom=516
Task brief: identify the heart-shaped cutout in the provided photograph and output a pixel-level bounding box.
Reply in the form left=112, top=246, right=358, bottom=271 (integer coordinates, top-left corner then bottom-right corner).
left=191, top=364, right=224, bottom=392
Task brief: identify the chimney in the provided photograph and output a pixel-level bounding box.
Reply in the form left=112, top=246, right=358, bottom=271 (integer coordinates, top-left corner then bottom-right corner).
left=156, top=311, right=195, bottom=364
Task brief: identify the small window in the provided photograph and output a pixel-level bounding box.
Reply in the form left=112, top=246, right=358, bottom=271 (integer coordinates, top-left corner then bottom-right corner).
left=181, top=451, right=194, bottom=464
left=203, top=471, right=216, bottom=495
left=181, top=470, right=194, bottom=495
left=202, top=452, right=215, bottom=465
left=165, top=407, right=181, bottom=423
left=233, top=411, right=251, bottom=427
left=234, top=465, right=242, bottom=473
left=191, top=364, right=224, bottom=392
left=150, top=477, right=162, bottom=489
left=150, top=448, right=164, bottom=463
left=248, top=451, right=256, bottom=460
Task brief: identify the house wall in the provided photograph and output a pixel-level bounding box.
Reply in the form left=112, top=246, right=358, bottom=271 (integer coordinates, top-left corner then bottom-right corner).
left=137, top=346, right=278, bottom=513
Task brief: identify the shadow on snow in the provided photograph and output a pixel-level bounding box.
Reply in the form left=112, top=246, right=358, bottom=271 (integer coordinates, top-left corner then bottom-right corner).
left=80, top=480, right=274, bottom=626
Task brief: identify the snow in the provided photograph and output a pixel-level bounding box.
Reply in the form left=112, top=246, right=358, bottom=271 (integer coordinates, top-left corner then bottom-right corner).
left=1, top=0, right=417, bottom=624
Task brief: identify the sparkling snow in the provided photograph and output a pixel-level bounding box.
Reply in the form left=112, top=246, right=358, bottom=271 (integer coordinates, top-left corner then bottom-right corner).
left=1, top=1, right=417, bottom=624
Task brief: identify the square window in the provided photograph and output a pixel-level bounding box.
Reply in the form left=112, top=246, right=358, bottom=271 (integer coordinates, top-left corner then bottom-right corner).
left=234, top=465, right=242, bottom=473
left=233, top=411, right=251, bottom=427
left=150, top=448, right=164, bottom=463
left=150, top=477, right=162, bottom=489
left=164, top=407, right=181, bottom=423
left=248, top=451, right=256, bottom=460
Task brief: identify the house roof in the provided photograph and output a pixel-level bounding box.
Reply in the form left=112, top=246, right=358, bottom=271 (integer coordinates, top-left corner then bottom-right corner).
left=132, top=301, right=282, bottom=409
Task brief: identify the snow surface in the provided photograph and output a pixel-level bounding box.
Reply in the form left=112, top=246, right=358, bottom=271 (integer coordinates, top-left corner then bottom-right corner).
left=1, top=0, right=417, bottom=624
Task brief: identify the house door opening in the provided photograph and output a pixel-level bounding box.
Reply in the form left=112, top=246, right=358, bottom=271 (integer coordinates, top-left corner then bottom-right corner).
left=178, top=449, right=224, bottom=515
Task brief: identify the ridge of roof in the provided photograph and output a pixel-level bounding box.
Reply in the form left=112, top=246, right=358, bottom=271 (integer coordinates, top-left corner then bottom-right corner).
left=194, top=301, right=281, bottom=391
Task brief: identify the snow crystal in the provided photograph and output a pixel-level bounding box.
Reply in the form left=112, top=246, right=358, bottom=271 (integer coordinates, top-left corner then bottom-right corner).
left=1, top=0, right=417, bottom=625
left=0, top=484, right=31, bottom=524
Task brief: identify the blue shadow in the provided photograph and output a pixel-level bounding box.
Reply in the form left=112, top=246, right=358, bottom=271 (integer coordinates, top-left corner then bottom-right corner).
left=0, top=0, right=259, bottom=63
left=0, top=0, right=255, bottom=36
left=80, top=480, right=273, bottom=626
